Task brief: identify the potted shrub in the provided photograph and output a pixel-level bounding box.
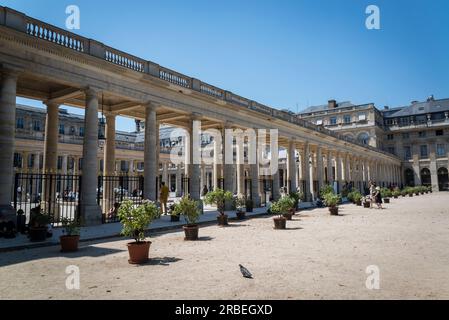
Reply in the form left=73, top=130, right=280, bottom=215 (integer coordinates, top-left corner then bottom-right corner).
left=323, top=192, right=341, bottom=215
left=169, top=203, right=180, bottom=222
left=352, top=191, right=362, bottom=206
left=173, top=196, right=201, bottom=241
left=400, top=189, right=407, bottom=197
left=288, top=192, right=300, bottom=213
left=235, top=195, right=246, bottom=220
left=28, top=207, right=52, bottom=242
left=204, top=188, right=233, bottom=226
left=118, top=199, right=160, bottom=264
left=270, top=197, right=293, bottom=229
left=60, top=217, right=81, bottom=252
left=392, top=189, right=400, bottom=199
left=280, top=196, right=295, bottom=220
left=245, top=198, right=254, bottom=213
left=381, top=188, right=392, bottom=203
left=347, top=191, right=355, bottom=204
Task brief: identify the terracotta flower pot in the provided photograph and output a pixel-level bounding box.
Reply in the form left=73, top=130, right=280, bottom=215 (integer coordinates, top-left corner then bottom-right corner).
left=236, top=211, right=246, bottom=220
left=170, top=215, right=180, bottom=222
left=329, top=206, right=339, bottom=215
left=384, top=198, right=390, bottom=204
left=217, top=214, right=228, bottom=226
left=363, top=202, right=370, bottom=208
left=394, top=196, right=398, bottom=199
left=29, top=227, right=48, bottom=242
left=273, top=217, right=286, bottom=229
left=60, top=235, right=80, bottom=252
left=183, top=224, right=199, bottom=241
left=282, top=212, right=293, bottom=220
left=356, top=200, right=362, bottom=206
left=127, top=241, right=151, bottom=264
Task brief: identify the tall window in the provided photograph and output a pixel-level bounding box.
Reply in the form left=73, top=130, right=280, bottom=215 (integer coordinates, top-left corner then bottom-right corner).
left=33, top=120, right=41, bottom=131
left=329, top=117, right=337, bottom=125
left=387, top=134, right=394, bottom=140
left=57, top=156, right=63, bottom=170
left=343, top=115, right=351, bottom=124
left=357, top=133, right=370, bottom=145
left=404, top=146, right=412, bottom=160
left=358, top=113, right=367, bottom=121
left=79, top=127, right=84, bottom=137
left=420, top=145, right=428, bottom=158
left=436, top=129, right=444, bottom=136
left=16, top=117, right=24, bottom=129
left=13, top=153, right=22, bottom=168
left=436, top=144, right=446, bottom=157
left=59, top=124, right=65, bottom=135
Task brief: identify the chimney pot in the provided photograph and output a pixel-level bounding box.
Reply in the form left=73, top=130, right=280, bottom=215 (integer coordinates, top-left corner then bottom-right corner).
left=328, top=100, right=337, bottom=109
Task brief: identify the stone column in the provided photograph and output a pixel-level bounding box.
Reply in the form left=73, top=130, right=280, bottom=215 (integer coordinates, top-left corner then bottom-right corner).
left=223, top=124, right=235, bottom=196
left=175, top=164, right=182, bottom=197
left=34, top=152, right=41, bottom=174
left=302, top=143, right=311, bottom=201
left=344, top=154, right=350, bottom=183
left=144, top=103, right=158, bottom=201
left=43, top=102, right=60, bottom=173
left=213, top=129, right=222, bottom=190
left=163, top=162, right=169, bottom=184
left=102, top=113, right=116, bottom=213
left=336, top=152, right=343, bottom=193
left=326, top=150, right=333, bottom=185
left=288, top=139, right=297, bottom=193
left=0, top=68, right=19, bottom=216
left=236, top=132, right=245, bottom=195
left=80, top=88, right=102, bottom=225
left=61, top=154, right=68, bottom=191
left=429, top=144, right=439, bottom=191
left=316, top=146, right=324, bottom=191
left=187, top=115, right=201, bottom=200
left=249, top=129, right=260, bottom=207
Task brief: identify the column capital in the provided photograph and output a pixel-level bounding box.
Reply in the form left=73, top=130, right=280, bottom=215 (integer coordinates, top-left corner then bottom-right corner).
left=83, top=86, right=101, bottom=98
left=143, top=101, right=160, bottom=112
left=189, top=112, right=203, bottom=121
left=1, top=63, right=23, bottom=79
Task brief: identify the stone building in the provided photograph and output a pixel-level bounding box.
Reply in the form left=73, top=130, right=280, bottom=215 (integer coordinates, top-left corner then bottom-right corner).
left=297, top=97, right=449, bottom=191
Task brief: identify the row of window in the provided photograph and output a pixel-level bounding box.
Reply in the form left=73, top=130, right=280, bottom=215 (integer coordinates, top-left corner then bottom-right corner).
left=16, top=118, right=85, bottom=136
left=316, top=113, right=367, bottom=126
left=386, top=130, right=445, bottom=141
left=398, top=144, right=447, bottom=160
left=384, top=112, right=447, bottom=126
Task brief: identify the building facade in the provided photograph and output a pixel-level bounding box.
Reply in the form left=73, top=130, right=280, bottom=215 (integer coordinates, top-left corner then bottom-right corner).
left=297, top=97, right=449, bottom=191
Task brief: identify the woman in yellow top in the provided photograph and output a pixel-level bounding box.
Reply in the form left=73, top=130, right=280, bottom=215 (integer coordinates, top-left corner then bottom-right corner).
left=159, top=182, right=170, bottom=215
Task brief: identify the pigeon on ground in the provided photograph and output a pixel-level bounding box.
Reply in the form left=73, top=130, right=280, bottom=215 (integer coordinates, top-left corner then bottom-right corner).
left=239, top=264, right=253, bottom=279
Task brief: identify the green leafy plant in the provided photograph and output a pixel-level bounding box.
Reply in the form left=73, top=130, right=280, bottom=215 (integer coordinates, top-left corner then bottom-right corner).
left=288, top=192, right=301, bottom=209
left=352, top=191, right=362, bottom=203
left=320, top=184, right=334, bottom=196
left=61, top=217, right=81, bottom=236
left=173, top=196, right=201, bottom=225
left=392, top=189, right=401, bottom=198
left=204, top=188, right=233, bottom=215
left=29, top=207, right=52, bottom=228
left=118, top=200, right=160, bottom=243
left=323, top=193, right=341, bottom=208
left=380, top=188, right=392, bottom=198
left=270, top=196, right=295, bottom=218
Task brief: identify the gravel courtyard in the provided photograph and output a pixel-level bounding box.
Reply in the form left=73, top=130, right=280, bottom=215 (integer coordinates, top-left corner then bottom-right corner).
left=1, top=192, right=448, bottom=300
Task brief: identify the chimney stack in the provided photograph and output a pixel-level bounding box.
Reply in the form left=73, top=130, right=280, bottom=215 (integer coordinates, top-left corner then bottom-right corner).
left=328, top=100, right=337, bottom=109
left=384, top=106, right=389, bottom=110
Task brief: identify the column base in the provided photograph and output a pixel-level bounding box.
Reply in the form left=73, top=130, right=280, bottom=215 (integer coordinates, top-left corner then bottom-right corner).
left=80, top=204, right=102, bottom=226
left=0, top=205, right=16, bottom=226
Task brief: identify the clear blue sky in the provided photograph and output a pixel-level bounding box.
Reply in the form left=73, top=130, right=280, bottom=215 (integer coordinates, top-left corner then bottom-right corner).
left=4, top=0, right=449, bottom=131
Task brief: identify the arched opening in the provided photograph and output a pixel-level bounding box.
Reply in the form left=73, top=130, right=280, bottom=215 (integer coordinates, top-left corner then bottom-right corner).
left=420, top=168, right=431, bottom=187
left=437, top=167, right=449, bottom=191
left=357, top=132, right=370, bottom=145
left=404, top=168, right=415, bottom=187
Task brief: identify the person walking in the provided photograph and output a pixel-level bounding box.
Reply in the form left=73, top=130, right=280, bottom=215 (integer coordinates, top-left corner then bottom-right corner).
left=374, top=186, right=383, bottom=209
left=159, top=182, right=170, bottom=215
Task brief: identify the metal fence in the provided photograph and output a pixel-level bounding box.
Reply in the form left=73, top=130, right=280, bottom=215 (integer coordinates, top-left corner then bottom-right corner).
left=13, top=173, right=81, bottom=226
left=99, top=175, right=145, bottom=223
